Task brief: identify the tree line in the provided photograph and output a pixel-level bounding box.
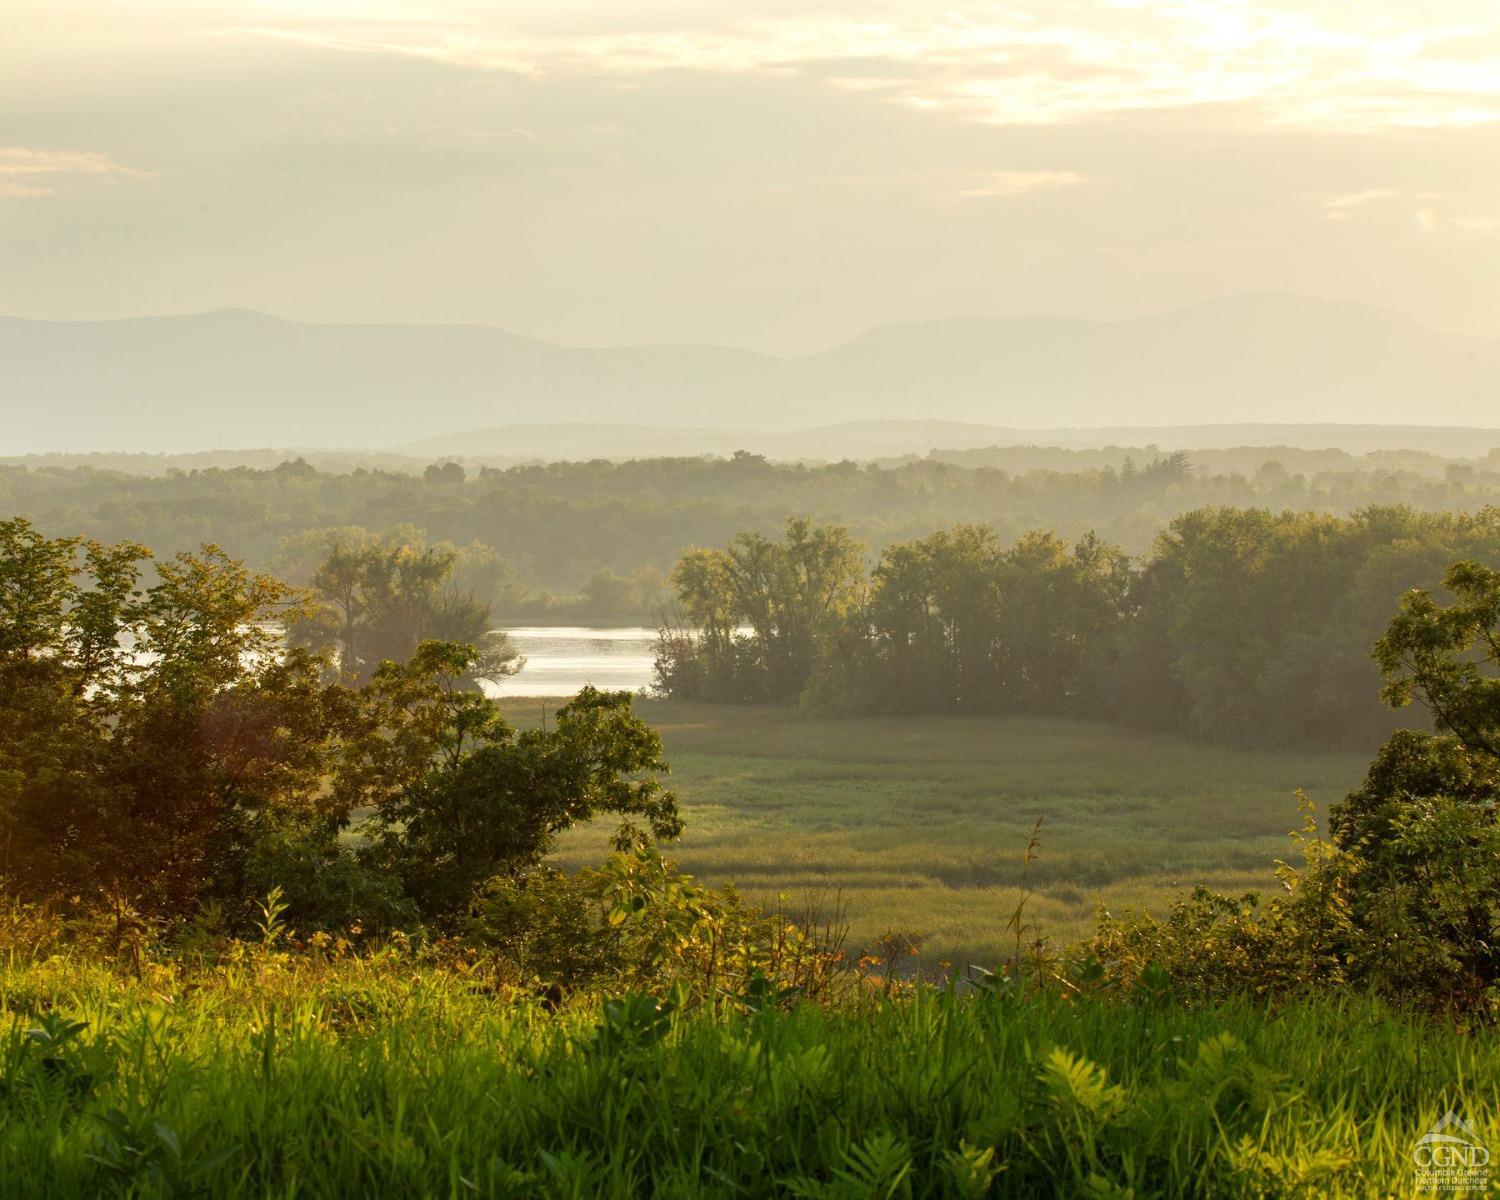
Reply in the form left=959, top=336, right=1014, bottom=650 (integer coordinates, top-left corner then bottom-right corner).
left=656, top=505, right=1500, bottom=748
left=5, top=449, right=1500, bottom=625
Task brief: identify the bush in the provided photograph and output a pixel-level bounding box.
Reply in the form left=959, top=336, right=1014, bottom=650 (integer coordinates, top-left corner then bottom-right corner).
left=466, top=845, right=846, bottom=1002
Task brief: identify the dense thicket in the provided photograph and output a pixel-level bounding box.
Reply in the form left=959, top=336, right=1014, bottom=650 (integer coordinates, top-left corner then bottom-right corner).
left=5, top=450, right=1499, bottom=621
left=657, top=506, right=1500, bottom=748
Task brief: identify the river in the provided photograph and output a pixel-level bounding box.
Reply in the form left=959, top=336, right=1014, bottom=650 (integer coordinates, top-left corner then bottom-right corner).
left=482, top=626, right=659, bottom=697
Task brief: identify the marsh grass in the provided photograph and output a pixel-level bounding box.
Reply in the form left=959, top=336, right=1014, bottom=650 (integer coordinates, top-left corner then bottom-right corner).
left=511, top=702, right=1369, bottom=962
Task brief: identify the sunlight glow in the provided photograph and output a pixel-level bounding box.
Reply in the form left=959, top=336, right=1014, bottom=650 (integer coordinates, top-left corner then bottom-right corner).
left=223, top=1, right=1500, bottom=131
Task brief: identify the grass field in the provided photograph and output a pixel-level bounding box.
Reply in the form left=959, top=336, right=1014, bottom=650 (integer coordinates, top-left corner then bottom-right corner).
left=495, top=700, right=1371, bottom=964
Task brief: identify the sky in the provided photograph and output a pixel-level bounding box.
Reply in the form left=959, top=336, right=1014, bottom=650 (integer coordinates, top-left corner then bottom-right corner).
left=4, top=1, right=1500, bottom=355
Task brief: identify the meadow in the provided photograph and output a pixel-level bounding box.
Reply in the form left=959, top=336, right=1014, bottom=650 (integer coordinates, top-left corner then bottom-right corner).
left=500, top=701, right=1372, bottom=964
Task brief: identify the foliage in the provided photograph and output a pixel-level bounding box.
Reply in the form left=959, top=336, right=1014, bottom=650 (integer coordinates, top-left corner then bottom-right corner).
left=660, top=517, right=865, bottom=703
left=5, top=522, right=1500, bottom=1189
left=467, top=844, right=845, bottom=1000
left=1332, top=559, right=1500, bottom=1006
left=1088, top=560, right=1500, bottom=1012
left=661, top=506, right=1500, bottom=747
left=0, top=516, right=344, bottom=917
left=1372, top=558, right=1500, bottom=754
left=351, top=644, right=681, bottom=927
left=11, top=446, right=1500, bottom=743
left=0, top=520, right=677, bottom=935
left=1084, top=811, right=1358, bottom=1006
left=284, top=528, right=521, bottom=684
left=7, top=446, right=1500, bottom=613
left=804, top=525, right=1129, bottom=716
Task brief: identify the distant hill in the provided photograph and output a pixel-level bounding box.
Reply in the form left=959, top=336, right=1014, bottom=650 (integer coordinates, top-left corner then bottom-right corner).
left=3, top=295, right=1498, bottom=454
left=8, top=421, right=1500, bottom=476
left=397, top=420, right=1500, bottom=463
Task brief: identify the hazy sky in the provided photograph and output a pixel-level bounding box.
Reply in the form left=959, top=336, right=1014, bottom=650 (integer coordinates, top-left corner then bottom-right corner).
left=4, top=1, right=1500, bottom=353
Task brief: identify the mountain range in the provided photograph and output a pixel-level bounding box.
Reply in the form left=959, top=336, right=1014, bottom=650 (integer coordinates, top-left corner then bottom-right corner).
left=2, top=294, right=1497, bottom=455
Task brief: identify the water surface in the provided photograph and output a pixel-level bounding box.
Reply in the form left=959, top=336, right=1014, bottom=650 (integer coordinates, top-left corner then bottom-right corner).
left=485, top=626, right=657, bottom=697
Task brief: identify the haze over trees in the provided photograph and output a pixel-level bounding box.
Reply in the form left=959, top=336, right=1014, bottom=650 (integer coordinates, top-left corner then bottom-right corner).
left=5, top=448, right=1500, bottom=625
left=9, top=0, right=1500, bottom=1189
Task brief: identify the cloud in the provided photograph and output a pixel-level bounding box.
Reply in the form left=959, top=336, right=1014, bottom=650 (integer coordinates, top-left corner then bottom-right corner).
left=0, top=147, right=149, bottom=198
left=1317, top=187, right=1499, bottom=237
left=1323, top=189, right=1401, bottom=210
left=231, top=1, right=1500, bottom=132
left=1321, top=188, right=1408, bottom=220
left=3, top=2, right=1500, bottom=349
left=957, top=170, right=1088, bottom=198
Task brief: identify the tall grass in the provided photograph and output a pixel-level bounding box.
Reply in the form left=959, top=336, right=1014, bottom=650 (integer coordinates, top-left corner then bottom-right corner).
left=3, top=944, right=1493, bottom=1197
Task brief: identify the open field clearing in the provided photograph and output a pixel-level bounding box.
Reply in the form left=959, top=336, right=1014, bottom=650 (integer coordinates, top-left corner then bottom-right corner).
left=496, top=700, right=1371, bottom=963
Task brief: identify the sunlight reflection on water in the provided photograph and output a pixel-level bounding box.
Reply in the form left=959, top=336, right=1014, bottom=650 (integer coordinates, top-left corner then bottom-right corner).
left=482, top=626, right=658, bottom=698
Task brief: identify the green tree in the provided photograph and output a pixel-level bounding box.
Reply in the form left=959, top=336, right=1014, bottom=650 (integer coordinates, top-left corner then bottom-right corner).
left=996, top=530, right=1129, bottom=714
left=1332, top=560, right=1500, bottom=1004
left=817, top=526, right=1128, bottom=716
left=663, top=518, right=865, bottom=703
left=1, top=520, right=679, bottom=935
left=288, top=532, right=522, bottom=685
left=0, top=518, right=352, bottom=919
left=348, top=642, right=681, bottom=926
left=857, top=525, right=1004, bottom=711
left=424, top=461, right=466, bottom=485
left=1, top=520, right=144, bottom=900
left=1116, top=505, right=1500, bottom=745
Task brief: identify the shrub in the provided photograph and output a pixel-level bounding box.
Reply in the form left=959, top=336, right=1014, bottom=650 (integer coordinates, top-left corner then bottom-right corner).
left=466, top=845, right=847, bottom=1001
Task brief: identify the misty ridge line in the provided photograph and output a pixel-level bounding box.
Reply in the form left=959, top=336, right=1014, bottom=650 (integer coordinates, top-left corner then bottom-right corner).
left=0, top=288, right=1482, bottom=359
left=3, top=292, right=1499, bottom=456
left=0, top=288, right=1454, bottom=339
